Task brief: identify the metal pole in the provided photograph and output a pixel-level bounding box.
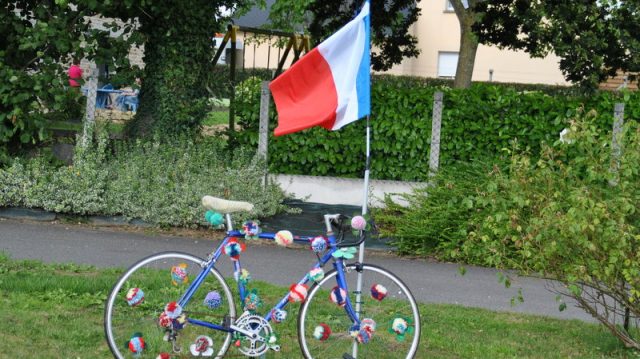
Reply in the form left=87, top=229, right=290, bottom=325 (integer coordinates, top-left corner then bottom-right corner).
left=352, top=116, right=370, bottom=358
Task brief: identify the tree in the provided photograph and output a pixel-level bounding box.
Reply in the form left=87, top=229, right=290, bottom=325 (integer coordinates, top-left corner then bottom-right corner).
left=474, top=0, right=640, bottom=89
left=0, top=0, right=134, bottom=162
left=449, top=0, right=482, bottom=88
left=268, top=0, right=421, bottom=72
left=105, top=0, right=255, bottom=137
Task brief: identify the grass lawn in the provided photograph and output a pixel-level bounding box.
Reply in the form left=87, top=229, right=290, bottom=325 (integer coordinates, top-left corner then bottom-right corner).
left=0, top=252, right=634, bottom=358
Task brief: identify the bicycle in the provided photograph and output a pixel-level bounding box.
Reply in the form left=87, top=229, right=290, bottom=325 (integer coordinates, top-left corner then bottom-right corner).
left=104, top=196, right=420, bottom=358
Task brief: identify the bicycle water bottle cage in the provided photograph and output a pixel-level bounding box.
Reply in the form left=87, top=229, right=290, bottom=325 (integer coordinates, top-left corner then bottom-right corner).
left=202, top=196, right=254, bottom=213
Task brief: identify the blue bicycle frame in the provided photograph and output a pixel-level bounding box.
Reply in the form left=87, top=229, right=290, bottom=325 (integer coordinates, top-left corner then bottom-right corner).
left=176, top=228, right=362, bottom=334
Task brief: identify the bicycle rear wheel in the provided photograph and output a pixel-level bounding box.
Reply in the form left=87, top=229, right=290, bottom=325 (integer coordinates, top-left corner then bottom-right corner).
left=104, top=252, right=235, bottom=359
left=298, top=263, right=420, bottom=359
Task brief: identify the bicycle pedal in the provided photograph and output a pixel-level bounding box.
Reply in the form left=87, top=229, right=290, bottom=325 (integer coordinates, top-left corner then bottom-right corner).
left=343, top=354, right=355, bottom=359
left=270, top=345, right=281, bottom=352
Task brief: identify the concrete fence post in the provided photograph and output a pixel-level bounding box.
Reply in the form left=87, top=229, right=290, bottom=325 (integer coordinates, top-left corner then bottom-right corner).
left=609, top=103, right=625, bottom=186
left=258, top=81, right=271, bottom=187
left=429, top=91, right=444, bottom=177
left=81, top=64, right=99, bottom=148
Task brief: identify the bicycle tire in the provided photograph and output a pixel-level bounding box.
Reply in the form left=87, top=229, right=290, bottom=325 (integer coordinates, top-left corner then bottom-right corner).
left=298, top=263, right=421, bottom=359
left=104, top=251, right=236, bottom=359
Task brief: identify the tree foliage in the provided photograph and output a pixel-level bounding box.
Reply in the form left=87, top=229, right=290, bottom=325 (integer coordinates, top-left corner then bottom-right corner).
left=0, top=0, right=131, bottom=162
left=474, top=0, right=640, bottom=89
left=269, top=0, right=421, bottom=71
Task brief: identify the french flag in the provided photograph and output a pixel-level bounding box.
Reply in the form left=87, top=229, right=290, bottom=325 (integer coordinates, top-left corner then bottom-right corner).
left=270, top=1, right=370, bottom=136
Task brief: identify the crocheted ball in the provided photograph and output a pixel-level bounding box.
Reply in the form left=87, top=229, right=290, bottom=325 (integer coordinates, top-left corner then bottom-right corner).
left=330, top=286, right=348, bottom=307
left=164, top=301, right=183, bottom=319
left=370, top=284, right=388, bottom=301
left=271, top=308, right=287, bottom=323
left=171, top=263, right=189, bottom=286
left=128, top=333, right=145, bottom=354
left=308, top=267, right=325, bottom=283
left=242, top=220, right=261, bottom=239
left=310, top=236, right=327, bottom=253
left=204, top=291, right=223, bottom=309
left=125, top=287, right=145, bottom=306
left=243, top=291, right=262, bottom=312
left=275, top=230, right=293, bottom=246
left=313, top=323, right=331, bottom=341
left=361, top=318, right=377, bottom=333
left=156, top=353, right=170, bottom=359
left=158, top=312, right=172, bottom=328
left=223, top=239, right=245, bottom=261
left=205, top=210, right=224, bottom=226
left=288, top=284, right=308, bottom=303
left=356, top=328, right=371, bottom=344
left=351, top=215, right=367, bottom=230
left=172, top=313, right=188, bottom=330
left=235, top=268, right=251, bottom=286
left=189, top=335, right=214, bottom=356
left=391, top=318, right=409, bottom=335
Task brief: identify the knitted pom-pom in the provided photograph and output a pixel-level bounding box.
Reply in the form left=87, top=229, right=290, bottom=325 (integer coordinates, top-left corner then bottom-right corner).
left=171, top=263, right=189, bottom=286
left=370, top=283, right=388, bottom=301
left=158, top=312, right=172, bottom=328
left=164, top=301, right=183, bottom=319
left=172, top=313, right=188, bottom=330
left=288, top=284, right=308, bottom=303
left=310, top=236, right=327, bottom=253
left=356, top=328, right=371, bottom=344
left=242, top=220, right=261, bottom=239
left=204, top=291, right=223, bottom=309
left=205, top=210, right=224, bottom=226
left=271, top=308, right=287, bottom=323
left=223, top=238, right=245, bottom=261
left=330, top=286, right=348, bottom=307
left=189, top=335, right=214, bottom=356
left=243, top=290, right=262, bottom=312
left=313, top=323, right=331, bottom=341
left=235, top=268, right=251, bottom=286
left=361, top=318, right=377, bottom=333
left=308, top=267, right=325, bottom=283
left=156, top=353, right=171, bottom=359
left=125, top=287, right=145, bottom=306
left=351, top=215, right=367, bottom=230
left=275, top=230, right=293, bottom=246
left=128, top=333, right=145, bottom=354
left=391, top=318, right=408, bottom=335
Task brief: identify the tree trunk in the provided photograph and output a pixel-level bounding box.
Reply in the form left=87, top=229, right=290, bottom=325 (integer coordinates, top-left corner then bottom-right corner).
left=125, top=1, right=216, bottom=138
left=452, top=1, right=480, bottom=89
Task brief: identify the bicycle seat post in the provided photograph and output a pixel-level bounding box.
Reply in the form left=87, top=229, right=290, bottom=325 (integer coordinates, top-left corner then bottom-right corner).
left=225, top=213, right=234, bottom=231
left=323, top=214, right=341, bottom=235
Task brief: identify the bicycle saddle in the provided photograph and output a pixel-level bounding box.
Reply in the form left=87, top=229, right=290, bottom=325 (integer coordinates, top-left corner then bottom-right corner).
left=202, top=196, right=254, bottom=213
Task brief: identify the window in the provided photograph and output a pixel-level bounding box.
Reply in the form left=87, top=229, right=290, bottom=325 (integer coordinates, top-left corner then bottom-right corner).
left=437, top=52, right=459, bottom=78
left=445, top=0, right=454, bottom=12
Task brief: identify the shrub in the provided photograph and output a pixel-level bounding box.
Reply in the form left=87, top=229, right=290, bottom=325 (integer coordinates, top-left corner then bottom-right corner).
left=0, top=133, right=288, bottom=227
left=379, top=109, right=640, bottom=348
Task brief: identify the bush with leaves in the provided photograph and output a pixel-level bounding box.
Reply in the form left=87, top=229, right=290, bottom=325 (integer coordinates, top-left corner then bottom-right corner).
left=0, top=133, right=288, bottom=227
left=378, top=110, right=640, bottom=348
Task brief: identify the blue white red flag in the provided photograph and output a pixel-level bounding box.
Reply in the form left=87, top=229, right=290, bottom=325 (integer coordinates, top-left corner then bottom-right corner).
left=270, top=1, right=371, bottom=136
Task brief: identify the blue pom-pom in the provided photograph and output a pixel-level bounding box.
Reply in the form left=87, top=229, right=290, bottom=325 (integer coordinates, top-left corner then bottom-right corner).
left=205, top=211, right=224, bottom=226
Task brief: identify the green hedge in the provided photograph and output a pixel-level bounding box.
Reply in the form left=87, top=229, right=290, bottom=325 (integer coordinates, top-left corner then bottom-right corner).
left=234, top=75, right=640, bottom=181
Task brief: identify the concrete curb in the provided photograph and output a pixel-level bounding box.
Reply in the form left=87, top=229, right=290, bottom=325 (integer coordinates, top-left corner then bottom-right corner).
left=0, top=207, right=153, bottom=228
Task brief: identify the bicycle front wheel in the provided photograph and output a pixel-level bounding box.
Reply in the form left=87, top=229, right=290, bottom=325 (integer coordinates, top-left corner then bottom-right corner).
left=104, top=252, right=236, bottom=359
left=298, top=263, right=421, bottom=359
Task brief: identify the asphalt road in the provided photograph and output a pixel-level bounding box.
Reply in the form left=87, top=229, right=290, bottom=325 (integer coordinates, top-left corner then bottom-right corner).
left=0, top=218, right=594, bottom=322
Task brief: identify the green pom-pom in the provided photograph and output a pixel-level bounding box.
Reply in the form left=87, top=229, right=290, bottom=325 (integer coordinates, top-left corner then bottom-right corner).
left=205, top=211, right=224, bottom=226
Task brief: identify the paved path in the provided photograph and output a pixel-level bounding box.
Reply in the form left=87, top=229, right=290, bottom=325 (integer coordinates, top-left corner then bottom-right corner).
left=0, top=218, right=593, bottom=322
